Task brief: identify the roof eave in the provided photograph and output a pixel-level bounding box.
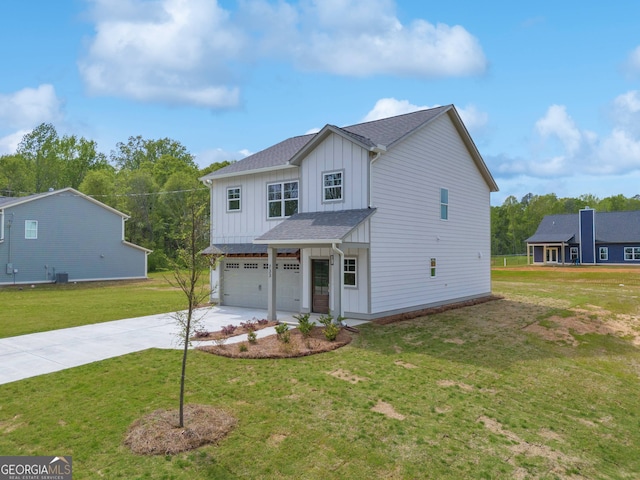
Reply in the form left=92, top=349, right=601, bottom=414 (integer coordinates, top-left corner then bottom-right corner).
left=446, top=107, right=499, bottom=192
left=202, top=164, right=298, bottom=181
left=253, top=238, right=343, bottom=246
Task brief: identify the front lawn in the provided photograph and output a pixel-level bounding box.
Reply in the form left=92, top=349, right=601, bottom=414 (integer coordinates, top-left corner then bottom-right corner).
left=0, top=272, right=205, bottom=338
left=1, top=267, right=640, bottom=478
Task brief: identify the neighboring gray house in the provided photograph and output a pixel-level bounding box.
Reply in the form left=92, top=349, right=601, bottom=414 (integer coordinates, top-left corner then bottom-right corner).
left=526, top=208, right=640, bottom=265
left=0, top=187, right=150, bottom=285
left=200, top=105, right=499, bottom=321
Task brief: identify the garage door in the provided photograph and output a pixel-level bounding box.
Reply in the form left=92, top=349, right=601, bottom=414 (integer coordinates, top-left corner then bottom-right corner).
left=222, top=260, right=300, bottom=312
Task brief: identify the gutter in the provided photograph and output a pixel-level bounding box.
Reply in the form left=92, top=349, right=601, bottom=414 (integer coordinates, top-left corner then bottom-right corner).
left=331, top=242, right=345, bottom=318
left=368, top=145, right=386, bottom=208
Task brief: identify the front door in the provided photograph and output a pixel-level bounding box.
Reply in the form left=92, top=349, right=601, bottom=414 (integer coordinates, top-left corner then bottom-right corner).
left=312, top=259, right=330, bottom=314
left=546, top=247, right=558, bottom=263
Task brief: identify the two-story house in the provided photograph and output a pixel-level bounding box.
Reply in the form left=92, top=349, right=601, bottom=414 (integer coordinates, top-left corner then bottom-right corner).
left=200, top=105, right=499, bottom=321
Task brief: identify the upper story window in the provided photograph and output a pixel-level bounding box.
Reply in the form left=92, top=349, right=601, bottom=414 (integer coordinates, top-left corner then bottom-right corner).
left=440, top=188, right=449, bottom=220
left=227, top=187, right=241, bottom=211
left=268, top=181, right=299, bottom=218
left=25, top=220, right=38, bottom=239
left=323, top=171, right=343, bottom=202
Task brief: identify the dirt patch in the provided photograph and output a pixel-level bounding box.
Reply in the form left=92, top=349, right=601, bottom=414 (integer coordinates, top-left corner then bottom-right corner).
left=394, top=360, right=418, bottom=369
left=124, top=404, right=237, bottom=455
left=329, top=368, right=368, bottom=384
left=267, top=433, right=288, bottom=447
left=477, top=415, right=582, bottom=474
left=523, top=305, right=640, bottom=347
left=197, top=326, right=352, bottom=359
left=371, top=400, right=405, bottom=420
left=443, top=338, right=465, bottom=345
left=437, top=379, right=474, bottom=391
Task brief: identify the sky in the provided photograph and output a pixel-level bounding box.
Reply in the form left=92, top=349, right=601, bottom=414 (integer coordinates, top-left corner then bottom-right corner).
left=1, top=1, right=640, bottom=205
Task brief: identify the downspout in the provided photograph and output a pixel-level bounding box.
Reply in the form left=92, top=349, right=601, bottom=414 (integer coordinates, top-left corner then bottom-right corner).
left=368, top=145, right=386, bottom=208
left=331, top=242, right=344, bottom=319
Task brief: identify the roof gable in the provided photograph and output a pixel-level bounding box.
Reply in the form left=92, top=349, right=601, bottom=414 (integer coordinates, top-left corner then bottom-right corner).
left=0, top=187, right=130, bottom=219
left=200, top=105, right=498, bottom=192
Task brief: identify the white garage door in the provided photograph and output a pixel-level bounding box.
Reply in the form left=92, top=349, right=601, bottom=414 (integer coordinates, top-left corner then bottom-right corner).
left=222, top=260, right=300, bottom=312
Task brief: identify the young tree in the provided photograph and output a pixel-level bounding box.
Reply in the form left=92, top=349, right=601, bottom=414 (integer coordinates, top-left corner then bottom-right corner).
left=168, top=193, right=215, bottom=428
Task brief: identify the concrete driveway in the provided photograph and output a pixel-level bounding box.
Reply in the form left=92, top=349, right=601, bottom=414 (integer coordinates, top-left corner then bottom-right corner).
left=0, top=306, right=367, bottom=386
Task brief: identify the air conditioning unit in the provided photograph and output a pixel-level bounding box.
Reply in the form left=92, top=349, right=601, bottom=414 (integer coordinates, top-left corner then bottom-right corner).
left=55, top=273, right=68, bottom=284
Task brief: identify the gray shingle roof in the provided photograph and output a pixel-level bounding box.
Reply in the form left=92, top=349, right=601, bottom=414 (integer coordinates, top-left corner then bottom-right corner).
left=526, top=211, right=640, bottom=244
left=201, top=244, right=298, bottom=255
left=255, top=208, right=376, bottom=243
left=203, top=106, right=451, bottom=179
left=0, top=191, right=51, bottom=208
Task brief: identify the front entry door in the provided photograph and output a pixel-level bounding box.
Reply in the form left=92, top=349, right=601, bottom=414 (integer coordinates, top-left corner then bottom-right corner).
left=546, top=248, right=558, bottom=263
left=312, top=259, right=330, bottom=314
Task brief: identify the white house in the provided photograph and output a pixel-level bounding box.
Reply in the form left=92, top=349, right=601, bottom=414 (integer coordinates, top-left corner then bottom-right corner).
left=200, top=105, right=498, bottom=321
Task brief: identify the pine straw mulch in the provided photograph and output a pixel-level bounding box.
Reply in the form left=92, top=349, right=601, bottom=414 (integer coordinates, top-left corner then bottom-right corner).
left=191, top=320, right=278, bottom=341
left=124, top=404, right=237, bottom=455
left=196, top=326, right=353, bottom=359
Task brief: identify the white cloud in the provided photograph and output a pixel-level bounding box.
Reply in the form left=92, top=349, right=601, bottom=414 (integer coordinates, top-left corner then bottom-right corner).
left=79, top=0, right=487, bottom=108
left=496, top=96, right=640, bottom=181
left=0, top=84, right=63, bottom=129
left=0, top=130, right=31, bottom=155
left=361, top=98, right=488, bottom=133
left=278, top=0, right=487, bottom=77
left=79, top=0, right=244, bottom=108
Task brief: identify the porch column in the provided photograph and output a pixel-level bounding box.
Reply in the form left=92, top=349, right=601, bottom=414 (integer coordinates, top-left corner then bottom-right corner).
left=267, top=247, right=277, bottom=321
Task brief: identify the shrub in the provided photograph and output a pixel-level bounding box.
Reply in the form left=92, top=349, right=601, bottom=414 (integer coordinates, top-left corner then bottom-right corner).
left=221, top=324, right=237, bottom=336
left=238, top=343, right=248, bottom=352
left=317, top=311, right=341, bottom=341
left=323, top=322, right=340, bottom=341
left=293, top=313, right=314, bottom=338
left=257, top=319, right=269, bottom=326
left=275, top=322, right=291, bottom=343
left=193, top=329, right=210, bottom=338
left=247, top=330, right=257, bottom=343
left=240, top=320, right=257, bottom=332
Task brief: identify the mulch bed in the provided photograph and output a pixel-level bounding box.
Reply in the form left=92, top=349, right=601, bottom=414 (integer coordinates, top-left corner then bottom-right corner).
left=197, top=326, right=352, bottom=359
left=124, top=404, right=237, bottom=455
left=191, top=320, right=277, bottom=341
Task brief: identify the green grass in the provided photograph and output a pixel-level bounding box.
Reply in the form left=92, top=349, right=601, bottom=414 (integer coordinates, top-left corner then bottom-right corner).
left=1, top=268, right=640, bottom=478
left=491, top=254, right=529, bottom=267
left=0, top=271, right=206, bottom=338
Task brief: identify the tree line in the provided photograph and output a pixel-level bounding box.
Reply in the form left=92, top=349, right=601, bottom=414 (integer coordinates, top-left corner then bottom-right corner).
left=0, top=123, right=230, bottom=270
left=4, top=123, right=639, bottom=263
left=491, top=193, right=640, bottom=255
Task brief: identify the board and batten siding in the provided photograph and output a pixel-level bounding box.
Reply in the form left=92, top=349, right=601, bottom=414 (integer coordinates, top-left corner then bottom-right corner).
left=0, top=192, right=147, bottom=284
left=369, top=113, right=492, bottom=315
left=210, top=168, right=301, bottom=243
left=299, top=134, right=369, bottom=212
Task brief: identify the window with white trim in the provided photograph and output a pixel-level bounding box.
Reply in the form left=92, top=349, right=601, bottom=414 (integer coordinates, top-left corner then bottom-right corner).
left=267, top=181, right=299, bottom=218
left=227, top=187, right=241, bottom=211
left=570, top=247, right=579, bottom=260
left=323, top=171, right=343, bottom=201
left=344, top=258, right=357, bottom=287
left=25, top=220, right=38, bottom=239
left=624, top=247, right=640, bottom=261
left=430, top=258, right=437, bottom=277
left=440, top=188, right=448, bottom=220
left=599, top=247, right=608, bottom=261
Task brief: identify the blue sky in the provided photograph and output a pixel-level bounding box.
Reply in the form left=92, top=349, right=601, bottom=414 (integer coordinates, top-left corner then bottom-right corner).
left=1, top=0, right=640, bottom=205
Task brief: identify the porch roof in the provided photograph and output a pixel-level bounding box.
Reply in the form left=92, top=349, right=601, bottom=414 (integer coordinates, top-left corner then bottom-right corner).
left=201, top=244, right=299, bottom=256
left=254, top=208, right=376, bottom=245
left=526, top=233, right=575, bottom=244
